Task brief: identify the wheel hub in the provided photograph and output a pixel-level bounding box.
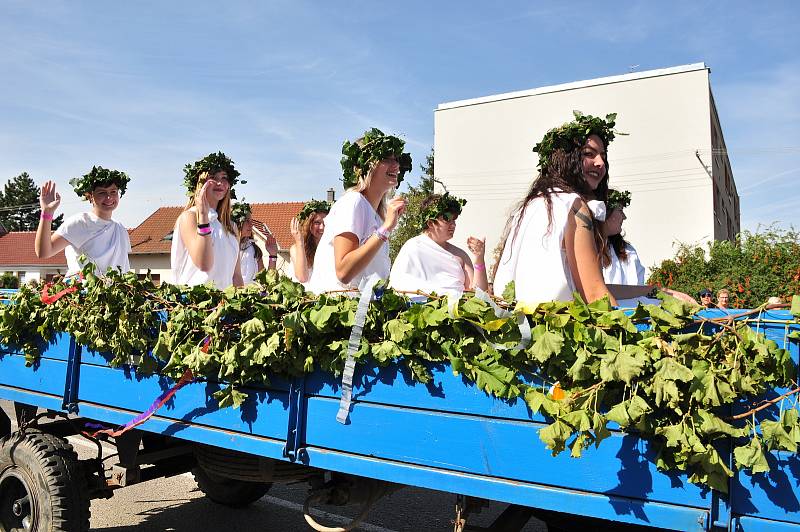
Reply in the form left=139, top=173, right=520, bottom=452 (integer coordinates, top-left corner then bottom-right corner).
left=0, top=468, right=36, bottom=531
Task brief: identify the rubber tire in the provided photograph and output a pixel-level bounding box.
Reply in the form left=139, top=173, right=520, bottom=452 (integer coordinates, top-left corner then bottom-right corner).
left=192, top=466, right=271, bottom=508
left=0, top=430, right=90, bottom=532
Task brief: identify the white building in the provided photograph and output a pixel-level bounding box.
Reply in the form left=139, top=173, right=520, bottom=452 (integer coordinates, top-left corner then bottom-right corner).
left=434, top=63, right=739, bottom=277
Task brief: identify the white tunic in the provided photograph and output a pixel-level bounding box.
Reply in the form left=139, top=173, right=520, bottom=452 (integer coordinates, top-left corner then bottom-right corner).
left=390, top=234, right=466, bottom=295
left=170, top=208, right=239, bottom=289
left=307, top=191, right=389, bottom=294
left=239, top=239, right=260, bottom=285
left=603, top=243, right=646, bottom=286
left=494, top=192, right=579, bottom=303
left=55, top=212, right=131, bottom=276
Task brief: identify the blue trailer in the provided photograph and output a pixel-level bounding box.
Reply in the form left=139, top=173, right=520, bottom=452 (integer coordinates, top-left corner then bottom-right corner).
left=1, top=301, right=799, bottom=531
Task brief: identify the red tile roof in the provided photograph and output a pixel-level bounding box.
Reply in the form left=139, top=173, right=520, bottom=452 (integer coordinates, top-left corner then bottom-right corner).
left=0, top=232, right=67, bottom=266
left=129, top=202, right=304, bottom=255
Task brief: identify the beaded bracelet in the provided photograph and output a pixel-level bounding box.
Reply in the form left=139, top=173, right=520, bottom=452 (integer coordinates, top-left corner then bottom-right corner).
left=374, top=227, right=390, bottom=242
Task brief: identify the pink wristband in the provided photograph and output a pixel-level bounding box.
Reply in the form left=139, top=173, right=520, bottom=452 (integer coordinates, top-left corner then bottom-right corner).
left=474, top=263, right=486, bottom=272
left=197, top=226, right=212, bottom=236
left=374, top=227, right=390, bottom=242
left=41, top=212, right=54, bottom=221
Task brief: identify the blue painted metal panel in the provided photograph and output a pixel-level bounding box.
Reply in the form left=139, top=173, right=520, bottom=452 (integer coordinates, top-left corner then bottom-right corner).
left=302, top=447, right=709, bottom=531
left=736, top=515, right=800, bottom=531
left=303, top=395, right=709, bottom=509
left=76, top=364, right=291, bottom=440
left=0, top=353, right=67, bottom=397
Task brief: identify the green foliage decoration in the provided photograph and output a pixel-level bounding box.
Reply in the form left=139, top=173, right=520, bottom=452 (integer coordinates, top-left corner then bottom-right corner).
left=230, top=201, right=252, bottom=226
left=340, top=128, right=412, bottom=190
left=0, top=273, right=20, bottom=289
left=416, top=192, right=466, bottom=231
left=183, top=152, right=244, bottom=197
left=69, top=166, right=130, bottom=199
left=607, top=189, right=631, bottom=211
left=533, top=111, right=624, bottom=171
left=0, top=264, right=798, bottom=492
left=648, top=228, right=800, bottom=307
left=297, top=199, right=331, bottom=222
left=390, top=148, right=434, bottom=261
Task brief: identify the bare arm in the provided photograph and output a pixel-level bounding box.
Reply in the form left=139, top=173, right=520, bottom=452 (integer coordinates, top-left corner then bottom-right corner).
left=334, top=197, right=406, bottom=285
left=564, top=200, right=617, bottom=306
left=233, top=254, right=243, bottom=287
left=465, top=236, right=488, bottom=291
left=289, top=243, right=310, bottom=282
left=35, top=181, right=70, bottom=258
left=334, top=232, right=387, bottom=285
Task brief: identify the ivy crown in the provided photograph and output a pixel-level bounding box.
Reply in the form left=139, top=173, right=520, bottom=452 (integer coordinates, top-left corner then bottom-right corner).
left=533, top=111, right=624, bottom=171
left=418, top=193, right=467, bottom=231
left=607, top=189, right=632, bottom=212
left=340, top=128, right=412, bottom=190
left=182, top=151, right=245, bottom=197
left=69, top=166, right=130, bottom=199
left=297, top=199, right=331, bottom=222
left=230, top=201, right=252, bottom=226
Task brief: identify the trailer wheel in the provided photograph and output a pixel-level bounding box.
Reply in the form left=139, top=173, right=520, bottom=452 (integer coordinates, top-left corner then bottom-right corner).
left=0, top=430, right=90, bottom=532
left=192, top=466, right=271, bottom=508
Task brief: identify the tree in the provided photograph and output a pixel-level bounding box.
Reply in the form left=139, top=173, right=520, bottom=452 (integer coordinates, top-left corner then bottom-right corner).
left=390, top=149, right=435, bottom=261
left=647, top=228, right=800, bottom=307
left=0, top=173, right=63, bottom=231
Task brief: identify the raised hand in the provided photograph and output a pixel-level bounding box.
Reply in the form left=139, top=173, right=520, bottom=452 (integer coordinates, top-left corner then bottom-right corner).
left=40, top=181, right=61, bottom=213
left=264, top=232, right=279, bottom=256
left=383, top=197, right=407, bottom=232
left=467, top=236, right=486, bottom=259
left=290, top=217, right=303, bottom=244
left=195, top=180, right=213, bottom=217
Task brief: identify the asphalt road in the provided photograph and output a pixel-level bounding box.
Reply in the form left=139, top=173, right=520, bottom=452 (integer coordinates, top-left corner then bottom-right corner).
left=2, top=401, right=547, bottom=531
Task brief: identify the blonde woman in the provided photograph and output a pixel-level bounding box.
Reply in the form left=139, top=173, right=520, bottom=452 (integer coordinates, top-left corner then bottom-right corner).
left=289, top=199, right=330, bottom=284
left=171, top=152, right=243, bottom=288
left=307, top=128, right=411, bottom=293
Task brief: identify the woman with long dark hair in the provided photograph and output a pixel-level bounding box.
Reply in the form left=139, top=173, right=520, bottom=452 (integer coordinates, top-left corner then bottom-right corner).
left=601, top=189, right=645, bottom=285
left=493, top=111, right=618, bottom=304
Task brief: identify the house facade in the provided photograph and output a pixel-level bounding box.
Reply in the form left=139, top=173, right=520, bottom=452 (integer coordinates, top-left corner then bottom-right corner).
left=434, top=63, right=739, bottom=276
left=0, top=231, right=67, bottom=283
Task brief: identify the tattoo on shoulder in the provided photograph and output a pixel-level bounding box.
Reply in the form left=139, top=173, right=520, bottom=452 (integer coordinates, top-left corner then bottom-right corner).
left=572, top=208, right=594, bottom=230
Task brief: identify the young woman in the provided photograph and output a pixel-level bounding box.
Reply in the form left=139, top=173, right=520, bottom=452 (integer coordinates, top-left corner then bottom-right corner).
left=307, top=128, right=411, bottom=294
left=601, top=189, right=645, bottom=286
left=231, top=201, right=279, bottom=284
left=171, top=152, right=243, bottom=289
left=390, top=193, right=488, bottom=295
left=289, top=199, right=330, bottom=284
left=493, top=111, right=619, bottom=305
left=35, top=166, right=131, bottom=276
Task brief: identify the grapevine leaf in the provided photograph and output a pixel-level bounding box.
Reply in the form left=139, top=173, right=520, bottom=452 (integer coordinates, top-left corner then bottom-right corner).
left=734, top=437, right=771, bottom=475
left=529, top=330, right=564, bottom=363
left=213, top=385, right=247, bottom=409
left=539, top=419, right=572, bottom=454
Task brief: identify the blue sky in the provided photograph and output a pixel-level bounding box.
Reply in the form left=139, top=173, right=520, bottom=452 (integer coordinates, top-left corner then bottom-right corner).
left=1, top=1, right=798, bottom=230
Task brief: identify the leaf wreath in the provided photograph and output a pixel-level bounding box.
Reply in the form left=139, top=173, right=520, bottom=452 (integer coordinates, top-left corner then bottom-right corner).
left=69, top=166, right=130, bottom=199
left=230, top=200, right=252, bottom=226
left=297, top=199, right=332, bottom=222
left=416, top=192, right=467, bottom=231
left=182, top=151, right=245, bottom=197
left=340, top=128, right=412, bottom=190
left=607, top=189, right=632, bottom=211
left=533, top=111, right=625, bottom=171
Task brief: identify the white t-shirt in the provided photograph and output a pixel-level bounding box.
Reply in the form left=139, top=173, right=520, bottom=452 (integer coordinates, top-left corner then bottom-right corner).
left=603, top=242, right=646, bottom=286
left=307, top=191, right=389, bottom=294
left=494, top=192, right=579, bottom=303
left=390, top=234, right=466, bottom=295
left=54, top=212, right=131, bottom=276
left=170, top=208, right=239, bottom=289
left=239, top=239, right=260, bottom=285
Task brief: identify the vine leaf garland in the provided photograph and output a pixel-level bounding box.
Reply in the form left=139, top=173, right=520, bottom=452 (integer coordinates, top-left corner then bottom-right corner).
left=0, top=266, right=798, bottom=492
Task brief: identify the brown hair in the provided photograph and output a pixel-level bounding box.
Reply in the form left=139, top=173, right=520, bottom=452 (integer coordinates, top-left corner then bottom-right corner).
left=491, top=142, right=609, bottom=279
left=301, top=211, right=326, bottom=266
left=185, top=170, right=236, bottom=235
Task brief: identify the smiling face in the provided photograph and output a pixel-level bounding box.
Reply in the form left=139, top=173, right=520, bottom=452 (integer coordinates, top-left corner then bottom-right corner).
left=89, top=184, right=120, bottom=219
left=309, top=212, right=326, bottom=240
left=204, top=170, right=230, bottom=205
left=372, top=156, right=401, bottom=192
left=581, top=134, right=607, bottom=191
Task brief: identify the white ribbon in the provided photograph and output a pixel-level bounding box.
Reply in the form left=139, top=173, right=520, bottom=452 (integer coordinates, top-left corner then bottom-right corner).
left=473, top=287, right=531, bottom=351
left=336, top=273, right=382, bottom=424
left=587, top=200, right=607, bottom=221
